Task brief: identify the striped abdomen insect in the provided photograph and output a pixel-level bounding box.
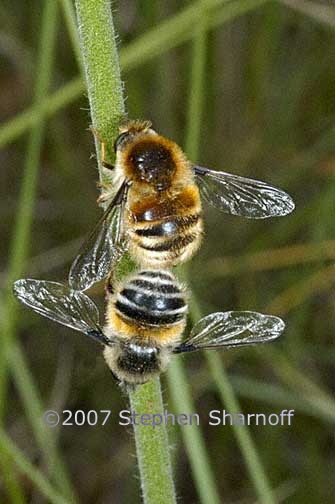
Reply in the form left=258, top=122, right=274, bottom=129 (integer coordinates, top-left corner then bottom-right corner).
left=14, top=269, right=285, bottom=387
left=103, top=269, right=187, bottom=384
left=126, top=187, right=203, bottom=268
left=68, top=120, right=294, bottom=292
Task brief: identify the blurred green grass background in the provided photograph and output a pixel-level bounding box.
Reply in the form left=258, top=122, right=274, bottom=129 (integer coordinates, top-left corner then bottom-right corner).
left=1, top=0, right=335, bottom=502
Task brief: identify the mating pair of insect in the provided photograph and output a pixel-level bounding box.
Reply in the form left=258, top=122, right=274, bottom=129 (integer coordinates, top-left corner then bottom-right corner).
left=14, top=121, right=294, bottom=386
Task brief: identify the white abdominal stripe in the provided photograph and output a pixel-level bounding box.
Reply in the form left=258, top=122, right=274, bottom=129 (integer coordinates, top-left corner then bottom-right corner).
left=115, top=270, right=187, bottom=326
left=133, top=214, right=200, bottom=240
left=130, top=215, right=201, bottom=262
left=136, top=270, right=175, bottom=282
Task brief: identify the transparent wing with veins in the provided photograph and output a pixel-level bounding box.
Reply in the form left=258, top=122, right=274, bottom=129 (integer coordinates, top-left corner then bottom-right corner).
left=69, top=181, right=129, bottom=292
left=194, top=166, right=295, bottom=218
left=13, top=279, right=109, bottom=345
left=174, top=311, right=284, bottom=353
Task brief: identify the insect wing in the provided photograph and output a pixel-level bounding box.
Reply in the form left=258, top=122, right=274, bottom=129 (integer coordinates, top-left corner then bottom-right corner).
left=194, top=166, right=295, bottom=219
left=69, top=182, right=128, bottom=292
left=175, top=311, right=284, bottom=353
left=13, top=279, right=106, bottom=344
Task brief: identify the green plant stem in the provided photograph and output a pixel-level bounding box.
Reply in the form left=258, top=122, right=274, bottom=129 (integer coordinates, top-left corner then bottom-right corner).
left=167, top=10, right=220, bottom=504
left=259, top=347, right=335, bottom=421
left=74, top=1, right=176, bottom=502
left=185, top=11, right=207, bottom=159
left=207, top=353, right=276, bottom=504
left=278, top=0, right=335, bottom=28
left=168, top=360, right=220, bottom=504
left=180, top=9, right=275, bottom=502
left=230, top=374, right=335, bottom=423
left=0, top=77, right=84, bottom=148
left=189, top=298, right=276, bottom=504
left=1, top=1, right=76, bottom=501
left=58, top=0, right=83, bottom=70
left=201, top=240, right=335, bottom=278
left=75, top=0, right=125, bottom=167
left=0, top=427, right=68, bottom=504
left=0, top=0, right=268, bottom=149
left=129, top=380, right=176, bottom=504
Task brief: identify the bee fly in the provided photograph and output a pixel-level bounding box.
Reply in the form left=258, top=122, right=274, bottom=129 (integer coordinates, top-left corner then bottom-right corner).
left=13, top=269, right=285, bottom=386
left=69, top=120, right=295, bottom=292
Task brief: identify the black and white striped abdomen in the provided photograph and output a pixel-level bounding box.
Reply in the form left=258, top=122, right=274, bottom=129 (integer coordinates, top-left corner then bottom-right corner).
left=114, top=270, right=187, bottom=326
left=128, top=215, right=203, bottom=268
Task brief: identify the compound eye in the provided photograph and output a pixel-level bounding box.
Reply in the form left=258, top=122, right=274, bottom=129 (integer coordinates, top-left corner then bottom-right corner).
left=114, top=132, right=130, bottom=152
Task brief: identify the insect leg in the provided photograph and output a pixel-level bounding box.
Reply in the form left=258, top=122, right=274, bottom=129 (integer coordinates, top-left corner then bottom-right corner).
left=105, top=269, right=115, bottom=295
left=90, top=125, right=114, bottom=171
left=101, top=141, right=114, bottom=171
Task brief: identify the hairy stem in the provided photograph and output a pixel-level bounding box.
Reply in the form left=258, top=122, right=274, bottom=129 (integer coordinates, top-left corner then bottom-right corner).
left=74, top=1, right=176, bottom=502
left=0, top=0, right=268, bottom=148
left=75, top=0, right=125, bottom=168
left=129, top=380, right=176, bottom=504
